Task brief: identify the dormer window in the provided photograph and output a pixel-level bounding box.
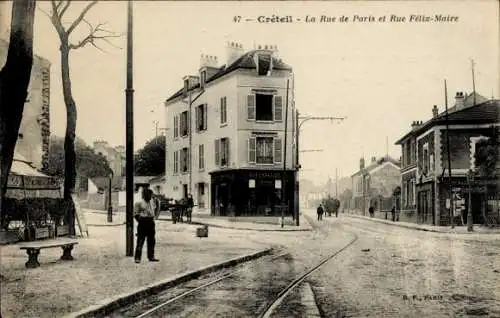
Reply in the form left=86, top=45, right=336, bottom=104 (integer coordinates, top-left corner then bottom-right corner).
left=256, top=53, right=273, bottom=76
left=200, top=70, right=207, bottom=88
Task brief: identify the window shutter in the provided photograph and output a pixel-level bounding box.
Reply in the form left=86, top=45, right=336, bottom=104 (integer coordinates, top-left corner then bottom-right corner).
left=195, top=107, right=199, bottom=132
left=226, top=138, right=230, bottom=165
left=248, top=137, right=256, bottom=163
left=247, top=95, right=255, bottom=120
left=214, top=139, right=220, bottom=166
left=274, top=138, right=282, bottom=163
left=274, top=96, right=283, bottom=121
left=187, top=148, right=190, bottom=172
left=174, top=116, right=178, bottom=138
left=220, top=98, right=224, bottom=124
left=204, top=103, right=208, bottom=130
left=179, top=150, right=184, bottom=171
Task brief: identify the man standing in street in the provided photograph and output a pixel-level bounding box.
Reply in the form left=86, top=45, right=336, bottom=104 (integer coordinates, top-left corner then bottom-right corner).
left=186, top=194, right=194, bottom=223
left=134, top=188, right=159, bottom=263
left=317, top=203, right=324, bottom=221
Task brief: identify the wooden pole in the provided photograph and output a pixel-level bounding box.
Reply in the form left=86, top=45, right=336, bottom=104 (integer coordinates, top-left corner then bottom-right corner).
left=125, top=0, right=134, bottom=256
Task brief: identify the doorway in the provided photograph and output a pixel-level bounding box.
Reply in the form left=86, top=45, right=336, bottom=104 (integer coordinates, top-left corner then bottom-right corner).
left=256, top=180, right=276, bottom=215
left=197, top=183, right=205, bottom=208
left=183, top=184, right=188, bottom=199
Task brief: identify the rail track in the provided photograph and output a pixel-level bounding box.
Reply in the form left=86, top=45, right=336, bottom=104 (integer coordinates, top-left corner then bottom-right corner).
left=116, top=215, right=358, bottom=318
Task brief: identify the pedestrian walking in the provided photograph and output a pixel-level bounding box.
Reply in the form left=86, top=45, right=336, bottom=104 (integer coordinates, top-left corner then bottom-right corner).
left=186, top=194, right=194, bottom=223
left=317, top=203, right=324, bottom=221
left=134, top=188, right=159, bottom=263
left=391, top=206, right=396, bottom=222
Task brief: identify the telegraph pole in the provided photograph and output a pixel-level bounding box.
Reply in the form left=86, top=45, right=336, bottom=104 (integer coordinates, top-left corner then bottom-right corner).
left=445, top=79, right=454, bottom=228
left=282, top=79, right=290, bottom=228
left=125, top=0, right=134, bottom=257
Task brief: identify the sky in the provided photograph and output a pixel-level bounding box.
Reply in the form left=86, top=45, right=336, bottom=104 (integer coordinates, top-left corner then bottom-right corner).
left=0, top=0, right=498, bottom=185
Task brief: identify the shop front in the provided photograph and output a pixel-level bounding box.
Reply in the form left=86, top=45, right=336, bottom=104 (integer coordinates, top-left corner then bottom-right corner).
left=210, top=169, right=295, bottom=216
left=438, top=177, right=498, bottom=226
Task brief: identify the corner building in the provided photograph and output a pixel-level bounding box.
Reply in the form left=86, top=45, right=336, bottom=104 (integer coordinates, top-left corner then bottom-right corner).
left=164, top=42, right=295, bottom=216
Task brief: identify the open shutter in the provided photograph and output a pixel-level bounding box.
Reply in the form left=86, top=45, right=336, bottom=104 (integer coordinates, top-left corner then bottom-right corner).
left=179, top=150, right=184, bottom=172
left=247, top=95, right=255, bottom=120
left=274, top=96, right=283, bottom=121
left=195, top=107, right=199, bottom=132
left=174, top=116, right=178, bottom=138
left=203, top=103, right=208, bottom=130
left=274, top=137, right=282, bottom=163
left=214, top=139, right=220, bottom=166
left=248, top=137, right=256, bottom=163
left=225, top=138, right=230, bottom=166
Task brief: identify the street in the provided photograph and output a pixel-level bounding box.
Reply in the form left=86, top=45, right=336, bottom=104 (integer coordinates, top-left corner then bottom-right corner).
left=116, top=211, right=500, bottom=317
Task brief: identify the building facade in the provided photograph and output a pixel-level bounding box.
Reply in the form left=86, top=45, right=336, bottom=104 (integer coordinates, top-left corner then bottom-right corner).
left=395, top=92, right=499, bottom=225
left=164, top=42, right=295, bottom=216
left=93, top=140, right=125, bottom=176
left=0, top=39, right=51, bottom=170
left=351, top=156, right=401, bottom=214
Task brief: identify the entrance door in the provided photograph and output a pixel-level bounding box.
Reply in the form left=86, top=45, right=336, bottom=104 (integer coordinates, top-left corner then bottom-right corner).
left=217, top=184, right=229, bottom=216
left=183, top=184, right=188, bottom=199
left=256, top=180, right=276, bottom=215
left=197, top=183, right=205, bottom=208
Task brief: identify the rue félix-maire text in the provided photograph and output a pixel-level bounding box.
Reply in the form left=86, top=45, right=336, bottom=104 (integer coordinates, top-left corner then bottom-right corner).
left=254, top=14, right=459, bottom=23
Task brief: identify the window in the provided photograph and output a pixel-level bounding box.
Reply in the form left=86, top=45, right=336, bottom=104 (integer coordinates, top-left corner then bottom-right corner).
left=247, top=94, right=282, bottom=122
left=422, top=143, right=429, bottom=174
left=220, top=97, right=227, bottom=124
left=180, top=111, right=189, bottom=137
left=256, top=53, right=272, bottom=76
left=198, top=144, right=204, bottom=170
left=248, top=136, right=282, bottom=164
left=195, top=104, right=207, bottom=132
left=180, top=147, right=189, bottom=173
left=173, top=151, right=179, bottom=174
left=214, top=138, right=229, bottom=167
left=173, top=116, right=179, bottom=138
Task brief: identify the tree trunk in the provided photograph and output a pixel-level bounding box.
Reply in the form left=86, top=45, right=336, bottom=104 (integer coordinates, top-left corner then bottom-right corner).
left=0, top=0, right=36, bottom=227
left=60, top=44, right=77, bottom=235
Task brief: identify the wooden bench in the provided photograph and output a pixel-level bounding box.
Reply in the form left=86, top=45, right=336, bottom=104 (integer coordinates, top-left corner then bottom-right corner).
left=18, top=238, right=79, bottom=268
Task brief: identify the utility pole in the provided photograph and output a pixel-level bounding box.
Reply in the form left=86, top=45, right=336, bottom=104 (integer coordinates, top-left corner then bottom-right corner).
left=445, top=79, right=454, bottom=228
left=295, top=109, right=300, bottom=226
left=471, top=59, right=476, bottom=106
left=467, top=169, right=474, bottom=231
left=125, top=0, right=134, bottom=257
left=295, top=114, right=346, bottom=223
left=282, top=79, right=290, bottom=228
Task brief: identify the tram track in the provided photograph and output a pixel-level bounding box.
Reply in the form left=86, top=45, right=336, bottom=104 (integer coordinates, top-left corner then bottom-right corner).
left=114, top=215, right=358, bottom=318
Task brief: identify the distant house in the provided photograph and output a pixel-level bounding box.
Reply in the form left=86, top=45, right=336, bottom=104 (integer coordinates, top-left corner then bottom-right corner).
left=395, top=92, right=499, bottom=225
left=149, top=174, right=166, bottom=195
left=93, top=140, right=125, bottom=177
left=351, top=156, right=401, bottom=214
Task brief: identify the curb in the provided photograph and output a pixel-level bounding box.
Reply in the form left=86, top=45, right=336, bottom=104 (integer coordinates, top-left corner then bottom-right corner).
left=65, top=247, right=274, bottom=318
left=155, top=217, right=312, bottom=232
left=344, top=213, right=499, bottom=234
left=87, top=222, right=126, bottom=227
left=190, top=221, right=313, bottom=232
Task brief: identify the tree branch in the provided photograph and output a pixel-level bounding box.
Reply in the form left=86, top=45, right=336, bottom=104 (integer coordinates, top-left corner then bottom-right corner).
left=59, top=0, right=71, bottom=19
left=69, top=20, right=123, bottom=51
left=66, top=0, right=98, bottom=35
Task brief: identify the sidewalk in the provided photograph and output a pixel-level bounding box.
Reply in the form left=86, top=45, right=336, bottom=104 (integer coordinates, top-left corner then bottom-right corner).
left=0, top=210, right=272, bottom=318
left=173, top=213, right=313, bottom=232
left=344, top=210, right=500, bottom=234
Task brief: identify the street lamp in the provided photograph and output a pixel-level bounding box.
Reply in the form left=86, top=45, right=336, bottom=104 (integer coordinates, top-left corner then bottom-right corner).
left=294, top=112, right=346, bottom=225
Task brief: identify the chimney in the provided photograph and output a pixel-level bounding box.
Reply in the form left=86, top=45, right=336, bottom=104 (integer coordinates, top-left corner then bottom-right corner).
left=183, top=75, right=200, bottom=94
left=432, top=105, right=439, bottom=118
left=455, top=91, right=465, bottom=110
left=199, top=54, right=218, bottom=69
left=360, top=157, right=365, bottom=169
left=226, top=41, right=244, bottom=66
left=371, top=156, right=377, bottom=163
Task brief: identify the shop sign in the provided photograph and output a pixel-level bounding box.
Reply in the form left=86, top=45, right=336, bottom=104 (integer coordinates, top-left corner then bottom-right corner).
left=248, top=179, right=255, bottom=188
left=275, top=180, right=282, bottom=189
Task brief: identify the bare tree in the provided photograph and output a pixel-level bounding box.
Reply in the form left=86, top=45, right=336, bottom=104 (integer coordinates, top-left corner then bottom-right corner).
left=0, top=0, right=36, bottom=225
left=42, top=0, right=121, bottom=234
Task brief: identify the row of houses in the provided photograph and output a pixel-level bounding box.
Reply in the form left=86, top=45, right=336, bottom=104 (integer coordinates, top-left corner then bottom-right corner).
left=344, top=91, right=499, bottom=226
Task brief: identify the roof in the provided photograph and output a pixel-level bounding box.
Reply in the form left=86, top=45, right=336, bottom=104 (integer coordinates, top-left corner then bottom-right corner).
left=395, top=97, right=499, bottom=145
left=351, top=156, right=401, bottom=178
left=134, top=176, right=156, bottom=184
left=166, top=50, right=292, bottom=102
left=91, top=176, right=124, bottom=190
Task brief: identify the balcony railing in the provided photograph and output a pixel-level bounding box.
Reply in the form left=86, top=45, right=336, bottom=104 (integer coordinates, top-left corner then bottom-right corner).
left=256, top=156, right=273, bottom=164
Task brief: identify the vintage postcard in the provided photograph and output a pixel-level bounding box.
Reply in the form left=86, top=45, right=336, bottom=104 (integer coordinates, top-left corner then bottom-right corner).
left=0, top=0, right=499, bottom=317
